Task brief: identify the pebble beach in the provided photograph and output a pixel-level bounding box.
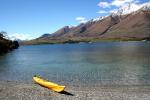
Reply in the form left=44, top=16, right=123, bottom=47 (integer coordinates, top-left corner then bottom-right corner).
left=1, top=81, right=150, bottom=100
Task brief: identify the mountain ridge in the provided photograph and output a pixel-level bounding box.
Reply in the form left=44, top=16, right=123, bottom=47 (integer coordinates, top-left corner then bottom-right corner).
left=24, top=3, right=150, bottom=45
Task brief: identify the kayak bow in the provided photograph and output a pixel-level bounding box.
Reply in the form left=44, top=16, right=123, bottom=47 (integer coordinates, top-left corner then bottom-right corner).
left=33, top=76, right=65, bottom=92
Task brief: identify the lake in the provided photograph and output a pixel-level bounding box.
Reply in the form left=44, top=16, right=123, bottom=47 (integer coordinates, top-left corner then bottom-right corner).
left=0, top=42, right=150, bottom=86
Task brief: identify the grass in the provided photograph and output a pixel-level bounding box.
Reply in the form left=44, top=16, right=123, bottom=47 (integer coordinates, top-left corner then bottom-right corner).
left=22, top=35, right=150, bottom=45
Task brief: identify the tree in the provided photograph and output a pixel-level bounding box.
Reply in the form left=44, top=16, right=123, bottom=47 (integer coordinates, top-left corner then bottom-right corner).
left=13, top=41, right=19, bottom=49
left=0, top=31, right=7, bottom=38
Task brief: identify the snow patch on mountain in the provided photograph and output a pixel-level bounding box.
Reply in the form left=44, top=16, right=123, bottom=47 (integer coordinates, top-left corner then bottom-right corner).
left=92, top=16, right=105, bottom=22
left=91, top=16, right=108, bottom=22
left=73, top=2, right=150, bottom=29
left=91, top=2, right=150, bottom=23
left=111, top=2, right=150, bottom=16
left=142, top=2, right=150, bottom=11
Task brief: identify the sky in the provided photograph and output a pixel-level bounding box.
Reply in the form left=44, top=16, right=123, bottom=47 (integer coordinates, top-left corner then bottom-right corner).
left=0, top=0, right=149, bottom=40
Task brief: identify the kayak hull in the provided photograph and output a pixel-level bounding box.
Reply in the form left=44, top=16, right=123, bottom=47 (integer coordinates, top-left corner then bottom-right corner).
left=33, top=76, right=65, bottom=92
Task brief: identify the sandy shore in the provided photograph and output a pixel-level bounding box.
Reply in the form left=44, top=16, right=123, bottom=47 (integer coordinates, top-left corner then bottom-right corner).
left=0, top=81, right=150, bottom=100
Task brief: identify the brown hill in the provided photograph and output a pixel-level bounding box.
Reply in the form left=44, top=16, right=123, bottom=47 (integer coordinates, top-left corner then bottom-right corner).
left=24, top=9, right=150, bottom=45
left=102, top=10, right=150, bottom=40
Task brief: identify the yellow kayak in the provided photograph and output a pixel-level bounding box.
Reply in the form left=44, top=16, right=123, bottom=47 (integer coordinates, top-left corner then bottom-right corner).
left=33, top=76, right=65, bottom=92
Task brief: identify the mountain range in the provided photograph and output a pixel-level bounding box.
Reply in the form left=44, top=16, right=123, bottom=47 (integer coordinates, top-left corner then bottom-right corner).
left=24, top=3, right=150, bottom=44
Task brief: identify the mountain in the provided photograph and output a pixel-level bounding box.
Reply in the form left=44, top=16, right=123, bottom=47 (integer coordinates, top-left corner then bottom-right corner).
left=24, top=3, right=150, bottom=44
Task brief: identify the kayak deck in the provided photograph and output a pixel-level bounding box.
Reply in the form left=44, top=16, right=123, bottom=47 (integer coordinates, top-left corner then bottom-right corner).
left=33, top=76, right=65, bottom=92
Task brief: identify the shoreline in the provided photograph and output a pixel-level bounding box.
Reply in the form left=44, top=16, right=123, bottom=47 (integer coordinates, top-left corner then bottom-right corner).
left=1, top=81, right=150, bottom=100
left=22, top=38, right=150, bottom=45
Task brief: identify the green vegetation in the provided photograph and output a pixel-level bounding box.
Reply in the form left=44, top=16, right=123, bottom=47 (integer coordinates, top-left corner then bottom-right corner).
left=22, top=36, right=150, bottom=45
left=0, top=31, right=19, bottom=54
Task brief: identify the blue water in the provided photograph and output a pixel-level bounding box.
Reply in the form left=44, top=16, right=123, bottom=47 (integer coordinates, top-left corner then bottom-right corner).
left=0, top=42, right=150, bottom=86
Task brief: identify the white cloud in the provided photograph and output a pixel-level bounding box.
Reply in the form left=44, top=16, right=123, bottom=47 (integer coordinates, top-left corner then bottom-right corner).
left=76, top=17, right=87, bottom=23
left=76, top=17, right=85, bottom=20
left=98, top=2, right=110, bottom=8
left=8, top=33, right=34, bottom=40
left=97, top=10, right=108, bottom=14
left=97, top=0, right=150, bottom=15
left=109, top=2, right=150, bottom=14
left=135, top=0, right=140, bottom=3
left=97, top=0, right=140, bottom=8
left=111, top=0, right=134, bottom=7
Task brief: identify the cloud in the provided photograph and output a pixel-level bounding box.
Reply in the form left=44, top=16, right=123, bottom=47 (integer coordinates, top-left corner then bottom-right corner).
left=76, top=17, right=85, bottom=20
left=97, top=10, right=108, bottom=14
left=8, top=33, right=34, bottom=40
left=76, top=17, right=87, bottom=23
left=98, top=2, right=110, bottom=8
left=110, top=1, right=150, bottom=14
left=111, top=0, right=134, bottom=7
left=98, top=0, right=136, bottom=8
left=97, top=0, right=150, bottom=15
left=134, top=0, right=140, bottom=3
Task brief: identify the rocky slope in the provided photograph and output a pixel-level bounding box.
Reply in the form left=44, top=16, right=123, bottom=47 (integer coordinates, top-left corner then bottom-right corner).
left=24, top=3, right=150, bottom=44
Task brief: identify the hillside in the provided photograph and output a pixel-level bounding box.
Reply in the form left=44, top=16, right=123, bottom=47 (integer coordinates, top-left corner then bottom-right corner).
left=24, top=3, right=150, bottom=45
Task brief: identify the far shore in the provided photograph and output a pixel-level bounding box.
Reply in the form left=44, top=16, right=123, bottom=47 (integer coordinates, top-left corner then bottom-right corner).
left=1, top=81, right=150, bottom=100
left=22, top=38, right=150, bottom=46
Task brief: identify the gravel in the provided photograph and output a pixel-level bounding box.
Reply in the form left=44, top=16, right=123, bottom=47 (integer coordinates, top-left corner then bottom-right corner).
left=0, top=81, right=150, bottom=100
